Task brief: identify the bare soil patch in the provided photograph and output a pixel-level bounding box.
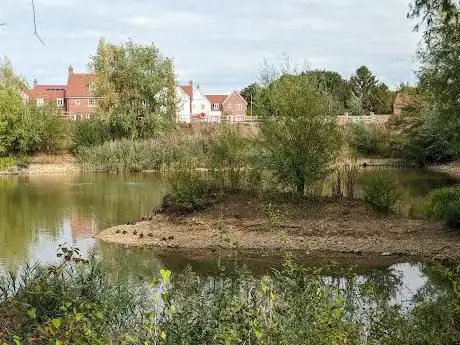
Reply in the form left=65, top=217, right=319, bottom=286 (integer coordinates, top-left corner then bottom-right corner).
left=96, top=195, right=460, bottom=260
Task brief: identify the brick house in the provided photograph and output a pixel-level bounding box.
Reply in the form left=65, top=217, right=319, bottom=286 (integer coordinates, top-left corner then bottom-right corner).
left=29, top=65, right=97, bottom=120
left=393, top=92, right=411, bottom=115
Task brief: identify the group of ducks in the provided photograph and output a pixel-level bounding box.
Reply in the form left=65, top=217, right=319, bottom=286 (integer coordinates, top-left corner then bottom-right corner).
left=115, top=227, right=175, bottom=242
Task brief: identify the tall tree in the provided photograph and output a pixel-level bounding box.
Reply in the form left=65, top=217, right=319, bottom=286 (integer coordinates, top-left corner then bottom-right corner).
left=258, top=65, right=342, bottom=196
left=409, top=0, right=460, bottom=40
left=240, top=82, right=262, bottom=117
left=349, top=66, right=393, bottom=114
left=349, top=66, right=378, bottom=113
left=303, top=70, right=350, bottom=112
left=90, top=38, right=177, bottom=140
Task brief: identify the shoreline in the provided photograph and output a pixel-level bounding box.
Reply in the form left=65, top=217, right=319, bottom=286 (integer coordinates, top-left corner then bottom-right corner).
left=95, top=196, right=460, bottom=261
left=1, top=155, right=459, bottom=178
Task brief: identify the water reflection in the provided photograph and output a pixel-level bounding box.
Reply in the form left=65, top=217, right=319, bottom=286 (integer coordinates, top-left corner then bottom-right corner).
left=0, top=173, right=165, bottom=270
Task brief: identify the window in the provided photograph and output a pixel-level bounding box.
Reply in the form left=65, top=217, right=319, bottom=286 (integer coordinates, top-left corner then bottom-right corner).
left=236, top=104, right=243, bottom=110
left=88, top=83, right=96, bottom=92
left=88, top=98, right=96, bottom=107
left=213, top=103, right=220, bottom=110
left=36, top=98, right=44, bottom=107
left=201, top=104, right=205, bottom=111
left=56, top=98, right=64, bottom=108
left=75, top=99, right=81, bottom=105
left=227, top=103, right=232, bottom=109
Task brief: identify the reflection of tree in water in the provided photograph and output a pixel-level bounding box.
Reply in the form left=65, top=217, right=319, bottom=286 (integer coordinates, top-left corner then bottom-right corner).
left=0, top=176, right=66, bottom=265
left=70, top=173, right=165, bottom=231
left=0, top=174, right=166, bottom=269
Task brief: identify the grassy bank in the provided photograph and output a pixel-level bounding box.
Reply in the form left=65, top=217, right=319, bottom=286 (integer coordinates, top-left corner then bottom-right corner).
left=1, top=247, right=459, bottom=344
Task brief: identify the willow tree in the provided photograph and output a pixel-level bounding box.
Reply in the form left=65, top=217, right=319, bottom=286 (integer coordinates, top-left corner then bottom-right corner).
left=90, top=38, right=177, bottom=140
left=258, top=64, right=342, bottom=196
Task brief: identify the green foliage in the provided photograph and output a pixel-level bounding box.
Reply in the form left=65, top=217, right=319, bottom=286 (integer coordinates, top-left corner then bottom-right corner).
left=303, top=70, right=351, bottom=112
left=2, top=254, right=460, bottom=344
left=240, top=82, right=263, bottom=117
left=0, top=247, right=143, bottom=344
left=348, top=123, right=390, bottom=157
left=90, top=38, right=176, bottom=140
left=0, top=156, right=14, bottom=170
left=0, top=59, right=65, bottom=156
left=71, top=117, right=110, bottom=150
left=77, top=137, right=184, bottom=173
left=359, top=171, right=401, bottom=212
left=349, top=66, right=394, bottom=114
left=425, top=187, right=460, bottom=228
left=164, top=170, right=215, bottom=212
left=400, top=2, right=460, bottom=165
left=445, top=200, right=460, bottom=228
left=258, top=70, right=342, bottom=196
left=206, top=126, right=254, bottom=191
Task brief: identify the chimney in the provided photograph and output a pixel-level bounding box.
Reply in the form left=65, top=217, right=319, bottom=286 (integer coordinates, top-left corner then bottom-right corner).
left=188, top=80, right=193, bottom=88
left=68, top=65, right=74, bottom=75
left=33, top=79, right=38, bottom=88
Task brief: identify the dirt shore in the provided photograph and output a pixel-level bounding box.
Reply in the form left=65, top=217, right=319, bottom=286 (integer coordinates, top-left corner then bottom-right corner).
left=95, top=195, right=460, bottom=260
left=0, top=154, right=81, bottom=175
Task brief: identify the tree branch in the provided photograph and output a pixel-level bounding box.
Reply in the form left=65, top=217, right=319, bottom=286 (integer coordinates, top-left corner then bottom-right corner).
left=31, top=0, right=44, bottom=45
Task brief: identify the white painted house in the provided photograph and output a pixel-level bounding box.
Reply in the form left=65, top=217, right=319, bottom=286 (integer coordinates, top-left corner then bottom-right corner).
left=176, top=85, right=192, bottom=123
left=176, top=82, right=247, bottom=123
left=191, top=85, right=211, bottom=122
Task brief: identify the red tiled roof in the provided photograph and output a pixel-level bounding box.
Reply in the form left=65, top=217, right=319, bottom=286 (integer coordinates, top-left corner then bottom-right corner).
left=179, top=85, right=193, bottom=98
left=66, top=73, right=97, bottom=98
left=29, top=85, right=66, bottom=101
left=205, top=95, right=227, bottom=104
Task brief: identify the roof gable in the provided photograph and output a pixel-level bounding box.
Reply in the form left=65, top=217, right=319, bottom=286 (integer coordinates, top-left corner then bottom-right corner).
left=66, top=73, right=97, bottom=98
left=205, top=95, right=227, bottom=104
left=222, top=91, right=247, bottom=105
left=30, top=85, right=66, bottom=101
left=178, top=85, right=193, bottom=99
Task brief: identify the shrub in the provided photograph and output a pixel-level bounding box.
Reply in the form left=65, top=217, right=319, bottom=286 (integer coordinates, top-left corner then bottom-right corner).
left=359, top=171, right=401, bottom=212
left=72, top=117, right=110, bottom=150
left=164, top=170, right=215, bottom=212
left=425, top=187, right=460, bottom=228
left=14, top=155, right=30, bottom=169
left=0, top=156, right=14, bottom=170
left=348, top=123, right=390, bottom=157
left=445, top=200, right=460, bottom=228
left=206, top=126, right=253, bottom=191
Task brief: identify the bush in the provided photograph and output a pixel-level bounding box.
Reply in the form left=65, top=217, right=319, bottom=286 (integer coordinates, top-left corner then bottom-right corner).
left=445, top=200, right=460, bottom=228
left=348, top=123, right=390, bottom=157
left=206, top=126, right=254, bottom=191
left=359, top=171, right=401, bottom=212
left=0, top=156, right=14, bottom=170
left=425, top=187, right=460, bottom=228
left=164, top=170, right=215, bottom=212
left=72, top=117, right=110, bottom=150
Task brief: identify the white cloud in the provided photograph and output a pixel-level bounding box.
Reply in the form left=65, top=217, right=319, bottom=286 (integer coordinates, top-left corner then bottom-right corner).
left=0, top=0, right=422, bottom=91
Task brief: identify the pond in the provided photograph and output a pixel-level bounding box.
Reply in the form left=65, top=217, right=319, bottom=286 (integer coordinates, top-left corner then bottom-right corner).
left=0, top=169, right=459, bottom=298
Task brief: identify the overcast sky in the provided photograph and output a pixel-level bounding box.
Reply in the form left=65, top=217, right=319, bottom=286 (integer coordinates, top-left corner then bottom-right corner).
left=0, top=0, right=421, bottom=92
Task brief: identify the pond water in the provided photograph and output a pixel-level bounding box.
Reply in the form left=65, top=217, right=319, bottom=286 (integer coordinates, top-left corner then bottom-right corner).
left=0, top=169, right=458, bottom=299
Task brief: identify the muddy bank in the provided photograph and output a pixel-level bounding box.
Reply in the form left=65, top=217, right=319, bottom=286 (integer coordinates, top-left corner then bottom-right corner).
left=0, top=154, right=81, bottom=175
left=96, top=195, right=460, bottom=260
left=428, top=161, right=460, bottom=179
